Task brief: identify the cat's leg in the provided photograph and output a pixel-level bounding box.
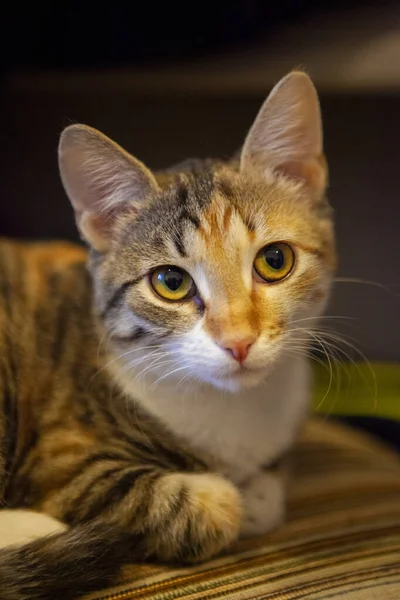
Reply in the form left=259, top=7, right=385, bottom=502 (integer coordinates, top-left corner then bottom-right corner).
left=240, top=462, right=289, bottom=538
left=38, top=465, right=242, bottom=563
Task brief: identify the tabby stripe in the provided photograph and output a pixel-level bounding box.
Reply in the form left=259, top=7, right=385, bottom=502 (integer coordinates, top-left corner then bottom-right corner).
left=82, top=466, right=156, bottom=522
left=0, top=277, right=12, bottom=316
left=63, top=466, right=128, bottom=524
left=173, top=209, right=201, bottom=258
left=162, top=483, right=188, bottom=527
left=81, top=452, right=133, bottom=468
left=97, top=430, right=166, bottom=466
left=1, top=365, right=18, bottom=483
left=62, top=452, right=134, bottom=500
left=181, top=210, right=201, bottom=229
left=10, top=430, right=39, bottom=477
left=48, top=273, right=69, bottom=366
left=100, top=278, right=142, bottom=320
left=176, top=181, right=189, bottom=204
left=0, top=250, right=18, bottom=317
left=182, top=518, right=204, bottom=561
left=1, top=388, right=13, bottom=475
left=151, top=440, right=202, bottom=471
left=173, top=235, right=187, bottom=258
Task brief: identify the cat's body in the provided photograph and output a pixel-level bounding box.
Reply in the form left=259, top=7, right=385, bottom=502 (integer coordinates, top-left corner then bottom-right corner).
left=0, top=72, right=336, bottom=599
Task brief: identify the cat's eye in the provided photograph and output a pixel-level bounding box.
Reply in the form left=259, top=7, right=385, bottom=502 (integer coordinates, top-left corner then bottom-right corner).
left=150, top=266, right=195, bottom=301
left=253, top=242, right=295, bottom=282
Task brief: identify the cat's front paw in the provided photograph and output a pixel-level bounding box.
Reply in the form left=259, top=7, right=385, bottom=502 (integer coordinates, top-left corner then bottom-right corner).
left=240, top=471, right=285, bottom=538
left=149, top=472, right=242, bottom=563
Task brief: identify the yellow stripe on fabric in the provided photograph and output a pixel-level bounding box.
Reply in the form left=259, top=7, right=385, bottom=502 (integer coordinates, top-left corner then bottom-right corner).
left=99, top=554, right=400, bottom=600
left=91, top=526, right=400, bottom=600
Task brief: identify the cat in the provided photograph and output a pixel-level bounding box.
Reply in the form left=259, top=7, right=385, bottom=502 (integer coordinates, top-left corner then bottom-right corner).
left=0, top=71, right=335, bottom=599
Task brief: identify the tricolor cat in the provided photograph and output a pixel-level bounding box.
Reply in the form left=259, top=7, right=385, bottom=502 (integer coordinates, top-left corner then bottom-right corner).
left=0, top=71, right=335, bottom=599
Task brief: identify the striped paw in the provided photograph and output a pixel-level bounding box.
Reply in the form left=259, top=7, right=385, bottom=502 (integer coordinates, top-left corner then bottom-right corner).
left=147, top=472, right=242, bottom=563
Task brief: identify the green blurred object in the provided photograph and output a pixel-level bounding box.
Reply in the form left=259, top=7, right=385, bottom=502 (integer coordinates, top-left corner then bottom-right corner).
left=312, top=363, right=400, bottom=421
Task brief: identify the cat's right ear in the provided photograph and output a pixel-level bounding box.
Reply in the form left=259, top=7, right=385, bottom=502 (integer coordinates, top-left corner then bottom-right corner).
left=58, top=124, right=159, bottom=252
left=240, top=72, right=327, bottom=200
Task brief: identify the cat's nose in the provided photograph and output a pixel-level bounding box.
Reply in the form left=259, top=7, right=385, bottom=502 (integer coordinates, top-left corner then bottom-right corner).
left=220, top=337, right=256, bottom=363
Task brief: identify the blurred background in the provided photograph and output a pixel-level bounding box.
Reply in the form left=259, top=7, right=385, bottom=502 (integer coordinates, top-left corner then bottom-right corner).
left=1, top=1, right=399, bottom=363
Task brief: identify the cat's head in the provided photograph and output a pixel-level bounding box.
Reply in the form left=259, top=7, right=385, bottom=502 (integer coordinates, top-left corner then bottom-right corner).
left=59, top=72, right=335, bottom=393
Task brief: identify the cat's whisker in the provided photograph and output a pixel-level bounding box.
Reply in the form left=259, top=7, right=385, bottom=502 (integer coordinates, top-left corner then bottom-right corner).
left=321, top=336, right=377, bottom=412
left=322, top=355, right=343, bottom=421
left=114, top=350, right=169, bottom=375
left=131, top=356, right=178, bottom=384
left=285, top=344, right=329, bottom=369
left=107, top=350, right=175, bottom=386
left=334, top=277, right=396, bottom=294
left=282, top=333, right=332, bottom=368
left=287, top=326, right=362, bottom=349
left=298, top=327, right=378, bottom=414
left=308, top=325, right=362, bottom=342
left=176, top=371, right=197, bottom=394
left=305, top=332, right=334, bottom=411
left=122, top=352, right=168, bottom=375
left=284, top=348, right=331, bottom=371
left=100, top=345, right=189, bottom=376
left=149, top=363, right=193, bottom=391
left=89, top=344, right=164, bottom=382
left=289, top=315, right=356, bottom=325
left=131, top=351, right=199, bottom=384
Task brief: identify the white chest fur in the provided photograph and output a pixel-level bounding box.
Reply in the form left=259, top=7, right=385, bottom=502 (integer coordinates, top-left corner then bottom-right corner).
left=126, top=355, right=311, bottom=483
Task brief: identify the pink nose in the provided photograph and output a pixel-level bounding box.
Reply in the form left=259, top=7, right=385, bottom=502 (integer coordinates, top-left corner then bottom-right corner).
left=221, top=338, right=255, bottom=363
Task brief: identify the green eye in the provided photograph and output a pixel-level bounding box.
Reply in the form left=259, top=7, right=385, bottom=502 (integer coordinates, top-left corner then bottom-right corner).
left=253, top=243, right=295, bottom=282
left=150, top=266, right=195, bottom=301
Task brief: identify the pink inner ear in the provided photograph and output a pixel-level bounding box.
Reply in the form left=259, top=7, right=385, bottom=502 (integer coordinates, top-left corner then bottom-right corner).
left=78, top=204, right=137, bottom=252
left=276, top=157, right=327, bottom=197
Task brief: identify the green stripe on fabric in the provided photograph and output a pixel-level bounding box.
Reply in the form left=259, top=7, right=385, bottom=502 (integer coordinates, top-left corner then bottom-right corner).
left=312, top=362, right=400, bottom=421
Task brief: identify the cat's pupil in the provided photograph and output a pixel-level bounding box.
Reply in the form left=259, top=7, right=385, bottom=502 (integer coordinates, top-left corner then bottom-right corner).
left=160, top=269, right=183, bottom=291
left=264, top=246, right=284, bottom=270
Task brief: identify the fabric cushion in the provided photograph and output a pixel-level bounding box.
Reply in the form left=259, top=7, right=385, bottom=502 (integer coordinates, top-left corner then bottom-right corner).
left=86, top=418, right=400, bottom=599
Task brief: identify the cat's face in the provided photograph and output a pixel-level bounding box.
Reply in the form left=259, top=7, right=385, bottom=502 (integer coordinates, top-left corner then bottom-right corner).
left=59, top=72, right=336, bottom=392
left=94, top=169, right=334, bottom=392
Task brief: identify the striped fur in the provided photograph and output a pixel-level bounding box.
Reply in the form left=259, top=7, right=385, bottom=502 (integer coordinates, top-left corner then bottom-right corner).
left=0, top=240, right=243, bottom=598
left=0, top=72, right=336, bottom=598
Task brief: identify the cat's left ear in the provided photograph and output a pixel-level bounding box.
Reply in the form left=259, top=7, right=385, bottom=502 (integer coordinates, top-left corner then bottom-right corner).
left=59, top=124, right=159, bottom=252
left=240, top=71, right=327, bottom=199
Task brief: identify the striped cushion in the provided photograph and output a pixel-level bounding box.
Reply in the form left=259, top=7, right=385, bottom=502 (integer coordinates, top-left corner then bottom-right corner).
left=87, top=419, right=400, bottom=599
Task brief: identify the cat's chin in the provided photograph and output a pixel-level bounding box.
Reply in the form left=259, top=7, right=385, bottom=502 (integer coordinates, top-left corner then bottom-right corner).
left=205, top=367, right=268, bottom=393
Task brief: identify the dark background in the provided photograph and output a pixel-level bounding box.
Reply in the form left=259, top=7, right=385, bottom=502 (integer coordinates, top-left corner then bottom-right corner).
left=1, top=1, right=400, bottom=364
left=3, top=2, right=331, bottom=71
